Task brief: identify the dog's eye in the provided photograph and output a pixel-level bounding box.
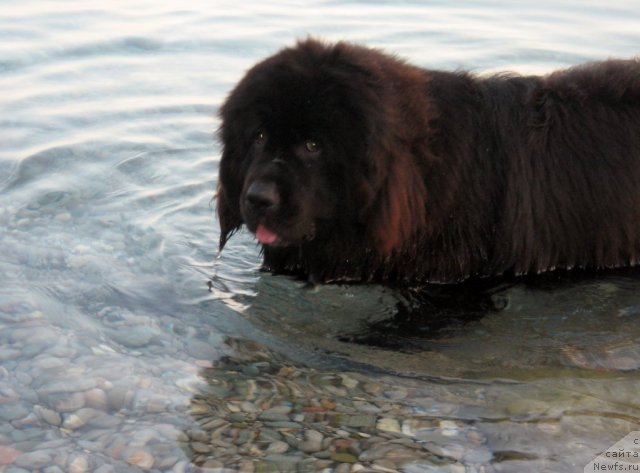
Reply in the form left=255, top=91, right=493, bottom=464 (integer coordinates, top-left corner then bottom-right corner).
left=304, top=140, right=321, bottom=154
left=254, top=131, right=266, bottom=144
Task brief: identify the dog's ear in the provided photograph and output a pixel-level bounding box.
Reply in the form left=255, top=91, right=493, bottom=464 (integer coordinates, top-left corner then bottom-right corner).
left=216, top=110, right=246, bottom=251
left=216, top=182, right=243, bottom=251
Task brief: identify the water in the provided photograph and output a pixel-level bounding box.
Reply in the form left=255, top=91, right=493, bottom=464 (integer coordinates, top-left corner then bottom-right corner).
left=1, top=1, right=640, bottom=472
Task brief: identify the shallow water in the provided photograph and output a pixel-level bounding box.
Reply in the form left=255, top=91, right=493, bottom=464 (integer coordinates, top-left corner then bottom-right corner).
left=1, top=1, right=640, bottom=472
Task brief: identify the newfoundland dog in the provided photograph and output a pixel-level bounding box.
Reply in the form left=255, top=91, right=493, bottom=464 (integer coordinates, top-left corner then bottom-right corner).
left=216, top=39, right=640, bottom=284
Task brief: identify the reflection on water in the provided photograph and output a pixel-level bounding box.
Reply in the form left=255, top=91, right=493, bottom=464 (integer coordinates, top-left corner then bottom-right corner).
left=1, top=0, right=640, bottom=472
left=339, top=281, right=509, bottom=350
left=241, top=271, right=640, bottom=379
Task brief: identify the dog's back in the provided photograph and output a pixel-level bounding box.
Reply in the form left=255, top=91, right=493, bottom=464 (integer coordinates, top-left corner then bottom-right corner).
left=419, top=59, right=640, bottom=280
left=488, top=59, right=640, bottom=275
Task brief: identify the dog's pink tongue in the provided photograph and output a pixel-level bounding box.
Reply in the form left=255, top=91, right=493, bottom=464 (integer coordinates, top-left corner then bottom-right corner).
left=256, top=225, right=278, bottom=245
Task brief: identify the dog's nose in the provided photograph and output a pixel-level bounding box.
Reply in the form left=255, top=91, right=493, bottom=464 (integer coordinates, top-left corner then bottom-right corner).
left=245, top=181, right=280, bottom=210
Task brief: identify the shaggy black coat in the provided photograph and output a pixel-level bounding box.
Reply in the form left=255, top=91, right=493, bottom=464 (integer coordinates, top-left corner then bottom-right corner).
left=217, top=39, right=640, bottom=284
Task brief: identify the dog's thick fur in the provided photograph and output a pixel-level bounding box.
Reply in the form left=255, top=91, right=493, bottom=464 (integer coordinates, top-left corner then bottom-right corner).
left=217, top=39, right=640, bottom=284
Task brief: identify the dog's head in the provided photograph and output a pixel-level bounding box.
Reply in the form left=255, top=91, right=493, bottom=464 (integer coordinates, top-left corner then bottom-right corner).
left=217, top=39, right=429, bottom=258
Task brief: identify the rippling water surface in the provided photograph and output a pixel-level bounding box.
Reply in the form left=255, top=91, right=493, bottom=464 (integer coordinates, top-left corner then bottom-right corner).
left=1, top=1, right=640, bottom=472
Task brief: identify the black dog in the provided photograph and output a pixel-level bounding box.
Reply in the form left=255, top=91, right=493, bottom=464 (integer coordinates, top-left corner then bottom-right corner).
left=217, top=39, right=640, bottom=284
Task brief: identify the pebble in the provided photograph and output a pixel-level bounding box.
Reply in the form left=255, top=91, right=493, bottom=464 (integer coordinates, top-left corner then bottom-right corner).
left=186, top=340, right=220, bottom=360
left=360, top=446, right=396, bottom=462
left=0, top=446, right=21, bottom=465
left=124, top=449, right=155, bottom=470
left=84, top=388, right=108, bottom=410
left=505, top=399, right=549, bottom=418
left=14, top=450, right=53, bottom=469
left=265, top=441, right=289, bottom=454
left=0, top=404, right=29, bottom=422
left=334, top=464, right=352, bottom=473
left=5, top=468, right=32, bottom=473
left=258, top=409, right=289, bottom=422
left=11, top=411, right=40, bottom=429
left=466, top=430, right=486, bottom=445
left=258, top=411, right=291, bottom=422
left=241, top=401, right=259, bottom=413
left=331, top=453, right=358, bottom=463
left=383, top=388, right=408, bottom=401
left=105, top=326, right=156, bottom=349
left=263, top=454, right=302, bottom=472
left=202, top=459, right=224, bottom=468
left=438, top=420, right=460, bottom=437
left=344, top=414, right=378, bottom=429
left=265, top=421, right=302, bottom=429
left=68, top=454, right=89, bottom=473
left=14, top=371, right=32, bottom=385
left=339, top=374, right=360, bottom=390
left=40, top=377, right=96, bottom=394
left=94, top=465, right=115, bottom=473
left=268, top=404, right=293, bottom=415
left=62, top=408, right=101, bottom=430
left=43, top=466, right=65, bottom=473
left=426, top=442, right=465, bottom=461
left=106, top=385, right=131, bottom=411
left=372, top=459, right=400, bottom=472
left=299, top=429, right=324, bottom=453
left=0, top=348, right=21, bottom=361
left=54, top=392, right=86, bottom=412
left=190, top=442, right=212, bottom=453
left=461, top=447, right=492, bottom=464
left=377, top=418, right=401, bottom=433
